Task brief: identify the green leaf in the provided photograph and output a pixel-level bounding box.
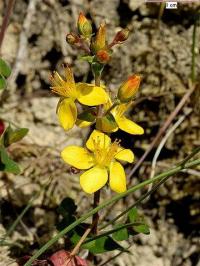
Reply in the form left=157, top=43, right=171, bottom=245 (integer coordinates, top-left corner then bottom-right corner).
left=0, top=58, right=11, bottom=78
left=78, top=109, right=96, bottom=122
left=79, top=55, right=95, bottom=63
left=8, top=128, right=29, bottom=146
left=1, top=126, right=29, bottom=147
left=128, top=207, right=138, bottom=223
left=96, top=113, right=117, bottom=133
left=0, top=74, right=6, bottom=90
left=57, top=197, right=77, bottom=217
left=0, top=146, right=20, bottom=174
left=83, top=236, right=125, bottom=254
left=128, top=208, right=150, bottom=235
left=133, top=224, right=150, bottom=235
left=112, top=224, right=129, bottom=241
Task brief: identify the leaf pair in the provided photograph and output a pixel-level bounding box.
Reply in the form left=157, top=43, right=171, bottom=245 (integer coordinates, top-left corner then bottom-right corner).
left=0, top=125, right=29, bottom=174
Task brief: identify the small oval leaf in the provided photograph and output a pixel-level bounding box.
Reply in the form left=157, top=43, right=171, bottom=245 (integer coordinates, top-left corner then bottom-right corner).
left=0, top=58, right=11, bottom=78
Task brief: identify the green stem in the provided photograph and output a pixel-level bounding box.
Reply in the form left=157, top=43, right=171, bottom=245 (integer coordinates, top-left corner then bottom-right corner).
left=24, top=158, right=200, bottom=266
left=105, top=101, right=119, bottom=115
left=191, top=19, right=197, bottom=83
left=84, top=222, right=144, bottom=244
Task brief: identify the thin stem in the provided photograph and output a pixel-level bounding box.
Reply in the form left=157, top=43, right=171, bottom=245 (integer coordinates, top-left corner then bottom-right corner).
left=105, top=101, right=119, bottom=115
left=70, top=227, right=92, bottom=257
left=23, top=158, right=200, bottom=266
left=91, top=190, right=101, bottom=235
left=87, top=73, right=102, bottom=262
left=84, top=222, right=144, bottom=244
left=191, top=18, right=197, bottom=83
left=0, top=0, right=16, bottom=53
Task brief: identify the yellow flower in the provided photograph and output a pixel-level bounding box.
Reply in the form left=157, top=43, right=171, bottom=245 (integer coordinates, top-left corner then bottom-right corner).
left=61, top=130, right=134, bottom=194
left=118, top=75, right=141, bottom=102
left=50, top=66, right=108, bottom=130
left=111, top=102, right=144, bottom=135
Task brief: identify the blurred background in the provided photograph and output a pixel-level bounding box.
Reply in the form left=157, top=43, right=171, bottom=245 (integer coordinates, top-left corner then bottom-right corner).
left=0, top=0, right=200, bottom=265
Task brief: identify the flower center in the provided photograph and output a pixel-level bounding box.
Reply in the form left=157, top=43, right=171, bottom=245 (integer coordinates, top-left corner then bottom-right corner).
left=93, top=139, right=119, bottom=167
left=50, top=71, right=78, bottom=99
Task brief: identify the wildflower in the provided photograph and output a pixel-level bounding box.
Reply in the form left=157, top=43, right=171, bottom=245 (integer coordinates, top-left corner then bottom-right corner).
left=111, top=102, right=144, bottom=135
left=61, top=130, right=134, bottom=194
left=50, top=66, right=108, bottom=130
left=118, top=75, right=141, bottom=102
left=77, top=12, right=92, bottom=38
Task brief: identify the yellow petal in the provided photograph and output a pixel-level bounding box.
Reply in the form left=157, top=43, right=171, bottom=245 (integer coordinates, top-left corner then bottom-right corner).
left=86, top=130, right=111, bottom=151
left=116, top=116, right=144, bottom=135
left=61, top=146, right=94, bottom=170
left=76, top=119, right=93, bottom=128
left=80, top=166, right=108, bottom=194
left=57, top=99, right=77, bottom=131
left=77, top=83, right=108, bottom=106
left=109, top=161, right=126, bottom=193
left=115, top=148, right=134, bottom=163
left=65, top=66, right=75, bottom=86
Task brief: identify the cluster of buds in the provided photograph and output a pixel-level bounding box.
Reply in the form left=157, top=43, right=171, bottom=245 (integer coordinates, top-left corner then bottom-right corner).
left=50, top=13, right=144, bottom=194
left=66, top=12, right=130, bottom=65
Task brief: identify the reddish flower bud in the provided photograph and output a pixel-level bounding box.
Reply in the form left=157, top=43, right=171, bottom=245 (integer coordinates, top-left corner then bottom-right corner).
left=118, top=75, right=141, bottom=102
left=66, top=32, right=80, bottom=45
left=109, top=28, right=130, bottom=48
left=96, top=49, right=111, bottom=64
left=0, top=119, right=5, bottom=135
left=77, top=12, right=92, bottom=38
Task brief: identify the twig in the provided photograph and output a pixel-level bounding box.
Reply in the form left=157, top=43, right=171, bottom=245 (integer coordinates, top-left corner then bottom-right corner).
left=147, top=111, right=191, bottom=198
left=128, top=82, right=195, bottom=185
left=191, top=10, right=199, bottom=83
left=150, top=111, right=190, bottom=180
left=0, top=0, right=16, bottom=53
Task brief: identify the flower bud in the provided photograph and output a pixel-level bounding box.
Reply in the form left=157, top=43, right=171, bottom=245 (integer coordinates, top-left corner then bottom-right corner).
left=118, top=75, right=141, bottom=102
left=66, top=32, right=80, bottom=45
left=92, top=23, right=106, bottom=53
left=96, top=49, right=111, bottom=64
left=0, top=119, right=5, bottom=135
left=77, top=12, right=92, bottom=38
left=112, top=28, right=130, bottom=44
